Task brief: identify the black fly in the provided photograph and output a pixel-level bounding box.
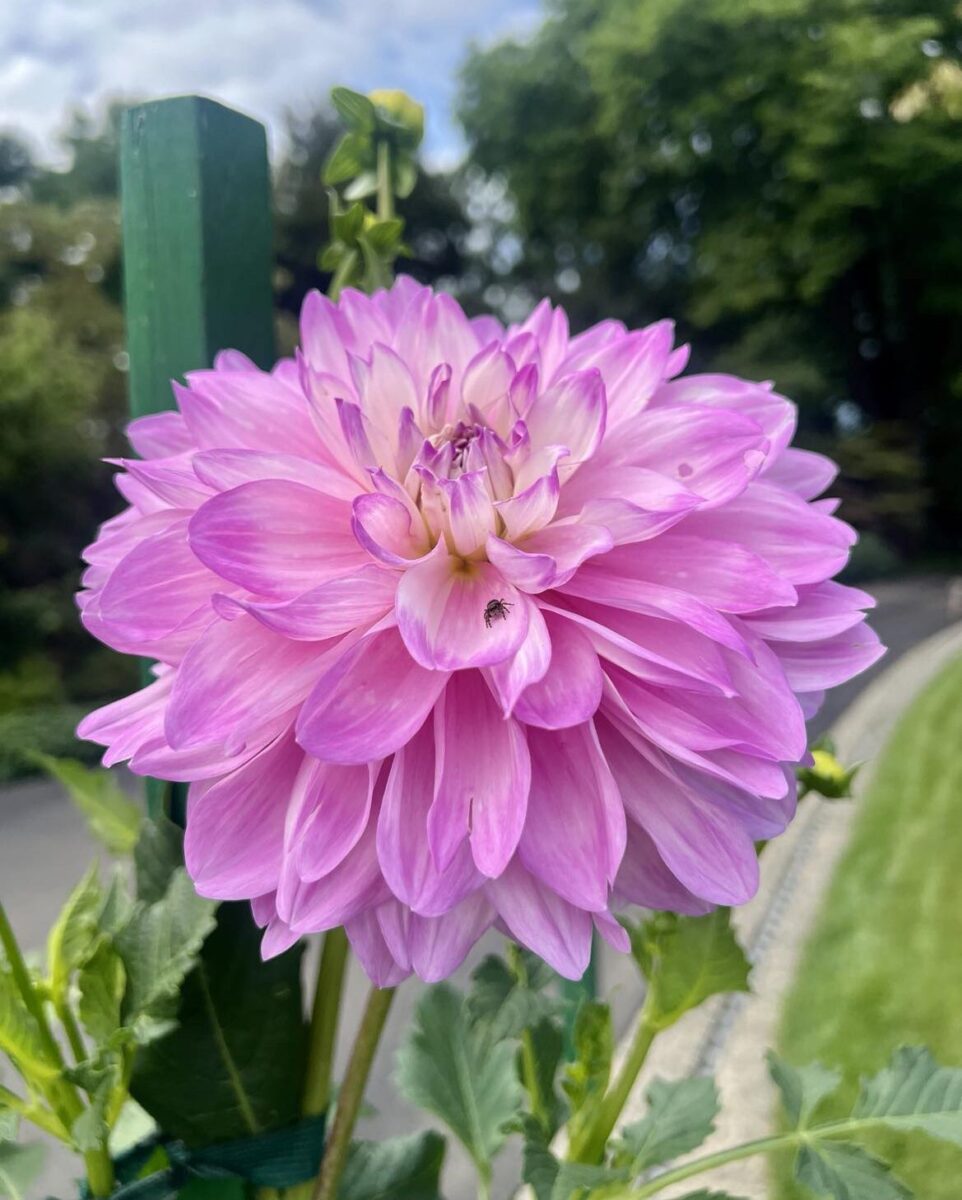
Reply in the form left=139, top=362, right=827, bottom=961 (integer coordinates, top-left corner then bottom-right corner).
left=483, top=598, right=512, bottom=628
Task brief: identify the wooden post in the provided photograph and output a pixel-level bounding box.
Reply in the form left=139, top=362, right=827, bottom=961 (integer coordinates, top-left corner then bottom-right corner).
left=120, top=95, right=275, bottom=815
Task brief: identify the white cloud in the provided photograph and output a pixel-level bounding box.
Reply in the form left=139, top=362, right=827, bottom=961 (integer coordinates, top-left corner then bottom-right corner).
left=0, top=0, right=539, bottom=167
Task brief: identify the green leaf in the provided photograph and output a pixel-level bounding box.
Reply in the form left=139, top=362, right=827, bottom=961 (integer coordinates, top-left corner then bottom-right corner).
left=338, top=1131, right=446, bottom=1200
left=795, top=1142, right=908, bottom=1200
left=468, top=953, right=561, bottom=1044
left=0, top=1140, right=44, bottom=1200
left=768, top=1053, right=842, bottom=1130
left=675, top=1192, right=749, bottom=1199
left=853, top=1045, right=962, bottom=1146
left=395, top=983, right=522, bottom=1179
left=324, top=133, right=371, bottom=186
left=627, top=910, right=751, bottom=1030
left=333, top=201, right=367, bottom=245
left=98, top=868, right=137, bottom=938
left=392, top=156, right=419, bottom=200
left=615, top=1076, right=719, bottom=1173
left=131, top=901, right=308, bottom=1145
left=32, top=755, right=141, bottom=854
left=522, top=1018, right=567, bottom=1137
left=0, top=969, right=57, bottom=1082
left=114, top=868, right=217, bottom=1036
left=46, top=862, right=101, bottom=1006
left=343, top=170, right=379, bottom=202
left=364, top=218, right=405, bottom=254
left=552, top=1163, right=627, bottom=1200
left=133, top=814, right=184, bottom=906
left=519, top=1115, right=559, bottom=1200
left=562, top=1001, right=612, bottom=1146
left=78, top=941, right=125, bottom=1044
left=331, top=87, right=377, bottom=131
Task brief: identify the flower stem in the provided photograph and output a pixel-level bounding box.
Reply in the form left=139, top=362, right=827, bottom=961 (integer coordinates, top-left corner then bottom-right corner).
left=375, top=138, right=394, bottom=223
left=0, top=902, right=115, bottom=1196
left=568, top=1001, right=658, bottom=1163
left=312, top=985, right=396, bottom=1200
left=616, top=1130, right=800, bottom=1197
left=302, top=928, right=350, bottom=1117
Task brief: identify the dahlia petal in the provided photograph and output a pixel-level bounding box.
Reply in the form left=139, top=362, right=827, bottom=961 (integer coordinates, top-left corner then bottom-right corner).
left=597, top=718, right=758, bottom=905
left=765, top=447, right=838, bottom=499
left=192, top=449, right=359, bottom=500
left=130, top=734, right=259, bottom=782
left=185, top=735, right=301, bottom=900
left=378, top=894, right=495, bottom=983
left=396, top=553, right=528, bottom=670
left=744, top=580, right=874, bottom=642
left=432, top=670, right=531, bottom=877
left=345, top=909, right=410, bottom=987
left=487, top=522, right=614, bottom=592
left=440, top=471, right=496, bottom=557
left=352, top=343, right=419, bottom=434
left=287, top=758, right=377, bottom=882
left=593, top=909, right=630, bottom=953
left=495, top=469, right=561, bottom=541
left=261, top=917, right=302, bottom=959
left=614, top=817, right=714, bottom=915
left=569, top=321, right=675, bottom=425
left=296, top=626, right=448, bottom=764
left=519, top=723, right=625, bottom=911
left=524, top=369, right=606, bottom=471
left=514, top=610, right=603, bottom=729
left=166, top=615, right=327, bottom=751
left=77, top=675, right=170, bottom=767
left=114, top=456, right=210, bottom=508
left=283, top=810, right=390, bottom=932
left=352, top=492, right=430, bottom=564
left=462, top=342, right=516, bottom=420
left=773, top=624, right=885, bottom=691
left=220, top=565, right=397, bottom=641
left=176, top=370, right=324, bottom=459
left=656, top=374, right=797, bottom=460
left=684, top=482, right=856, bottom=584
left=125, top=410, right=192, bottom=458
left=189, top=480, right=362, bottom=600
left=485, top=536, right=556, bottom=592
left=485, top=597, right=552, bottom=715
left=603, top=534, right=798, bottom=613
left=489, top=858, right=594, bottom=980
left=377, top=720, right=482, bottom=916
left=300, top=289, right=353, bottom=378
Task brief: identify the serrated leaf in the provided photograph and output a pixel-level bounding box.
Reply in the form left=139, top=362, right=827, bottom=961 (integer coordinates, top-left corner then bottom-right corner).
left=114, top=869, right=216, bottom=1031
left=339, top=1131, right=445, bottom=1200
left=768, top=1053, right=841, bottom=1130
left=331, top=87, right=377, bottom=131
left=133, top=814, right=184, bottom=905
left=33, top=755, right=141, bottom=855
left=522, top=1018, right=567, bottom=1137
left=853, top=1045, right=962, bottom=1146
left=616, top=1076, right=719, bottom=1173
left=628, top=910, right=751, bottom=1029
left=78, top=942, right=125, bottom=1044
left=520, top=1115, right=559, bottom=1200
left=47, top=862, right=102, bottom=1006
left=552, top=1162, right=627, bottom=1200
left=0, top=970, right=57, bottom=1082
left=563, top=1002, right=612, bottom=1145
left=795, top=1141, right=909, bottom=1200
left=131, top=901, right=307, bottom=1145
left=98, top=869, right=137, bottom=938
left=0, top=1140, right=44, bottom=1200
left=468, top=954, right=561, bottom=1044
left=395, top=983, right=522, bottom=1179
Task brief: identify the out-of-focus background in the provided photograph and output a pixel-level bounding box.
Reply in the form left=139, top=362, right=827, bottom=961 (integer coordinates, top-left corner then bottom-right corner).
left=3, top=1, right=962, bottom=1197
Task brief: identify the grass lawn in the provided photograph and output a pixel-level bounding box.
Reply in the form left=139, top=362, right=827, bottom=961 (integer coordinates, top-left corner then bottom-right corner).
left=773, top=649, right=962, bottom=1199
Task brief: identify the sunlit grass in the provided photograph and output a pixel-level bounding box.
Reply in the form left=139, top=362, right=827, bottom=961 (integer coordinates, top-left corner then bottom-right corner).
left=773, top=650, right=962, bottom=1198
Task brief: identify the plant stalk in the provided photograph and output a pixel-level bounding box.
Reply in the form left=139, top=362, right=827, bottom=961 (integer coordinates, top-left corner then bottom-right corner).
left=375, top=138, right=395, bottom=222
left=569, top=1001, right=658, bottom=1163
left=302, top=927, right=350, bottom=1117
left=312, top=985, right=396, bottom=1200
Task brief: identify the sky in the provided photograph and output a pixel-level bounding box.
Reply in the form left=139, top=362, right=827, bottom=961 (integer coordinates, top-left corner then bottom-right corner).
left=0, top=0, right=541, bottom=169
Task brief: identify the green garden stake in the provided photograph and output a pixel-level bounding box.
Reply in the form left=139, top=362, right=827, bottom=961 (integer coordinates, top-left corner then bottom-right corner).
left=120, top=96, right=276, bottom=818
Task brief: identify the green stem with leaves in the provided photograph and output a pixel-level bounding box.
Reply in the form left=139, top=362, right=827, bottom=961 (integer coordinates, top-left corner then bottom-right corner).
left=569, top=999, right=659, bottom=1163
left=375, top=138, right=395, bottom=222
left=312, top=985, right=396, bottom=1200
left=0, top=902, right=114, bottom=1197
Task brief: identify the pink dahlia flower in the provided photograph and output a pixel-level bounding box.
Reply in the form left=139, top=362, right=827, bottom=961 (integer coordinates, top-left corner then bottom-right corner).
left=79, top=278, right=882, bottom=984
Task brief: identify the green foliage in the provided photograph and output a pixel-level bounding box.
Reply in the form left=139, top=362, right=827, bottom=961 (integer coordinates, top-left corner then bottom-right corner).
left=0, top=1134, right=44, bottom=1200
left=563, top=1002, right=613, bottom=1146
left=795, top=1142, right=908, bottom=1200
left=625, top=909, right=751, bottom=1030
left=395, top=982, right=522, bottom=1185
left=0, top=970, right=58, bottom=1083
left=46, top=862, right=103, bottom=1008
left=33, top=755, right=142, bottom=854
left=339, top=1131, right=445, bottom=1200
left=766, top=1054, right=841, bottom=1130
left=131, top=902, right=308, bottom=1146
left=0, top=705, right=101, bottom=783
left=796, top=742, right=859, bottom=801
left=776, top=652, right=962, bottom=1198
left=614, top=1077, right=720, bottom=1174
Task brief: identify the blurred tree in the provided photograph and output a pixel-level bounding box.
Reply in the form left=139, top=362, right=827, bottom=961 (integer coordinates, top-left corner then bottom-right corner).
left=460, top=0, right=962, bottom=548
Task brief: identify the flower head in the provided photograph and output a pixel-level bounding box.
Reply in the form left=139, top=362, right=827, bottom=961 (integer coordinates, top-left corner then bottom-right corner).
left=79, top=278, right=883, bottom=983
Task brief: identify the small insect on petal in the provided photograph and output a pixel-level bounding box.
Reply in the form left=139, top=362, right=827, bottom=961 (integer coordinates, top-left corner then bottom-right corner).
left=483, top=598, right=513, bottom=628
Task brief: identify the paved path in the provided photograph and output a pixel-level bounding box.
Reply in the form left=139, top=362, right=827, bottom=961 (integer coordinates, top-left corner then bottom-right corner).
left=1, top=574, right=957, bottom=1198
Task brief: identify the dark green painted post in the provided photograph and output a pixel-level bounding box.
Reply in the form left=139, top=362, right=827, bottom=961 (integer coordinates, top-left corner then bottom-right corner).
left=120, top=95, right=276, bottom=815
